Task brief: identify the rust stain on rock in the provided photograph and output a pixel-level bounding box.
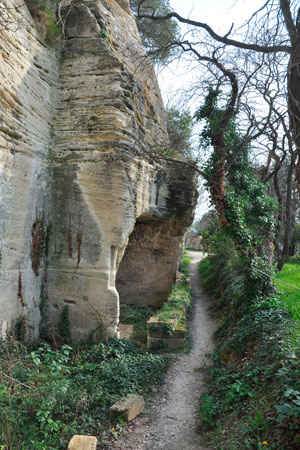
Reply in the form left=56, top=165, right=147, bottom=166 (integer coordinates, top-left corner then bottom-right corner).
left=18, top=265, right=26, bottom=308
left=68, top=229, right=73, bottom=258
left=76, top=230, right=82, bottom=268
left=31, top=212, right=45, bottom=276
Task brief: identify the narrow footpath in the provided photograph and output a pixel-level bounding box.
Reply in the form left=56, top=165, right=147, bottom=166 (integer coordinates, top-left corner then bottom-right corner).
left=111, top=251, right=215, bottom=450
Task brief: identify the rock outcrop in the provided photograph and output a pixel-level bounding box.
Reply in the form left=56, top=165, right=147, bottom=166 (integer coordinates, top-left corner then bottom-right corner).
left=0, top=0, right=198, bottom=342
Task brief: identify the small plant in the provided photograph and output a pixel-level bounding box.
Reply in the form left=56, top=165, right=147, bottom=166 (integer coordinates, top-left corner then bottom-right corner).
left=199, top=395, right=219, bottom=430
left=163, top=322, right=175, bottom=336
left=275, top=389, right=300, bottom=425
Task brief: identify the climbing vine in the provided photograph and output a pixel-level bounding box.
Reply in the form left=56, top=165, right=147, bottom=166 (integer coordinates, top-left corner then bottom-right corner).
left=195, top=87, right=277, bottom=303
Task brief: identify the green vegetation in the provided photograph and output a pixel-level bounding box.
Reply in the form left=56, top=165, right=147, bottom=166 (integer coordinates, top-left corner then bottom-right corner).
left=198, top=247, right=300, bottom=449
left=275, top=260, right=300, bottom=320
left=0, top=338, right=168, bottom=449
left=25, top=0, right=61, bottom=44
left=192, top=90, right=299, bottom=447
left=157, top=283, right=191, bottom=331
left=120, top=305, right=156, bottom=346
left=120, top=253, right=192, bottom=345
left=155, top=107, right=194, bottom=159
left=130, top=0, right=181, bottom=66
left=166, top=108, right=194, bottom=159
left=151, top=253, right=192, bottom=335
left=0, top=255, right=192, bottom=448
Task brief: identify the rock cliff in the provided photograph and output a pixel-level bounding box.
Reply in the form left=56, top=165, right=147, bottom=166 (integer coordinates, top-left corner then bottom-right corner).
left=0, top=0, right=198, bottom=342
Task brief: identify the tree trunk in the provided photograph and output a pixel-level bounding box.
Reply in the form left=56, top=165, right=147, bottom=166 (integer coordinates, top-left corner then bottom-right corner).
left=277, top=157, right=295, bottom=271
left=287, top=24, right=300, bottom=192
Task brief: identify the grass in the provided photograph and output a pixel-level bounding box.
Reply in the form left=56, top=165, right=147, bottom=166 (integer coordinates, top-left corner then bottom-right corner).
left=157, top=283, right=192, bottom=329
left=152, top=252, right=192, bottom=332
left=275, top=260, right=300, bottom=320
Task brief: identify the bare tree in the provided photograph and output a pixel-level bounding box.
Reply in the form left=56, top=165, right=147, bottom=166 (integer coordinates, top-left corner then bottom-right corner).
left=135, top=0, right=300, bottom=191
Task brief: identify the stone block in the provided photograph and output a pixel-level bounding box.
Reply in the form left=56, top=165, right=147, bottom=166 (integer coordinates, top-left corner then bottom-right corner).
left=68, top=435, right=97, bottom=450
left=166, top=338, right=185, bottom=350
left=109, top=394, right=144, bottom=421
left=161, top=319, right=177, bottom=338
left=147, top=317, right=164, bottom=338
left=171, top=328, right=186, bottom=339
left=147, top=337, right=167, bottom=350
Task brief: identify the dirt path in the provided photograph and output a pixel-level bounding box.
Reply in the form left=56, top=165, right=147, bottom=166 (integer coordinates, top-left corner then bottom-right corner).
left=111, top=251, right=215, bottom=450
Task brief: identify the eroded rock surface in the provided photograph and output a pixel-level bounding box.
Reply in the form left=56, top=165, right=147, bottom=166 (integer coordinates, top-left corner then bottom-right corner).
left=110, top=394, right=145, bottom=421
left=0, top=0, right=198, bottom=341
left=68, top=435, right=98, bottom=450
left=0, top=0, right=58, bottom=338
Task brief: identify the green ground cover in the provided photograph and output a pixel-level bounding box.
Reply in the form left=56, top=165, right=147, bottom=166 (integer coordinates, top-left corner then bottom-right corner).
left=156, top=282, right=192, bottom=330
left=0, top=339, right=168, bottom=450
left=198, top=254, right=300, bottom=449
left=157, top=253, right=192, bottom=324
left=0, top=255, right=191, bottom=448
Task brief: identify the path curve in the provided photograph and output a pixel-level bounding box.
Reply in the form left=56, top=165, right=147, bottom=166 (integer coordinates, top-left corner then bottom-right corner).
left=111, top=251, right=214, bottom=450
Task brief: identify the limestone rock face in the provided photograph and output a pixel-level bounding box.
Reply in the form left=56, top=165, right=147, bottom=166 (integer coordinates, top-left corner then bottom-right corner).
left=0, top=0, right=198, bottom=341
left=0, top=0, right=59, bottom=338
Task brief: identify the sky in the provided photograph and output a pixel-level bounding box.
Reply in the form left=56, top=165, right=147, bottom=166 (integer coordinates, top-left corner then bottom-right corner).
left=157, top=0, right=265, bottom=219
left=159, top=0, right=265, bottom=102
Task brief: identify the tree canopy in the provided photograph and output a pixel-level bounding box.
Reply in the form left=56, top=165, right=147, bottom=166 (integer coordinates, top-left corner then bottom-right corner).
left=166, top=107, right=193, bottom=159
left=130, top=0, right=181, bottom=65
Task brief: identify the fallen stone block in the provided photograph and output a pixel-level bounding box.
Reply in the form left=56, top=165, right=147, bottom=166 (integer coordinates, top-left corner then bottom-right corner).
left=147, top=337, right=167, bottom=350
left=171, top=328, right=186, bottom=339
left=166, top=338, right=185, bottom=350
left=147, top=317, right=164, bottom=338
left=109, top=394, right=144, bottom=421
left=68, top=435, right=97, bottom=450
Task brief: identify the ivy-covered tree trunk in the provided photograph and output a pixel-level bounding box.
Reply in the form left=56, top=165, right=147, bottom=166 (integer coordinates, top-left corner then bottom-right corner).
left=196, top=86, right=276, bottom=271
left=286, top=7, right=300, bottom=191
left=210, top=152, right=229, bottom=227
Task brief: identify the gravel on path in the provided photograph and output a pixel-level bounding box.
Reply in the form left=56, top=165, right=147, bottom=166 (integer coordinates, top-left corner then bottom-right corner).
left=111, top=251, right=215, bottom=450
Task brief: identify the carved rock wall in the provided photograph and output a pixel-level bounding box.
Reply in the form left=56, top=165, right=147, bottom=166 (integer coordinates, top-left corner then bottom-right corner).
left=0, top=0, right=198, bottom=342
left=0, top=0, right=58, bottom=338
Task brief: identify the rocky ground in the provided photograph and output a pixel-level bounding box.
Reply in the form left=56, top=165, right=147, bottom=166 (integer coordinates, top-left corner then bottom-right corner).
left=110, top=251, right=215, bottom=450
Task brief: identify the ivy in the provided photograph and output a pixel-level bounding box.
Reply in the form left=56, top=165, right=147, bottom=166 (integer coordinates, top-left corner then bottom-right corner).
left=195, top=87, right=277, bottom=304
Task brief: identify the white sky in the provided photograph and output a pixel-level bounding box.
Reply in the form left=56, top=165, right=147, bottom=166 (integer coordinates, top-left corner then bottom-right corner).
left=157, top=0, right=265, bottom=219
left=159, top=0, right=265, bottom=102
